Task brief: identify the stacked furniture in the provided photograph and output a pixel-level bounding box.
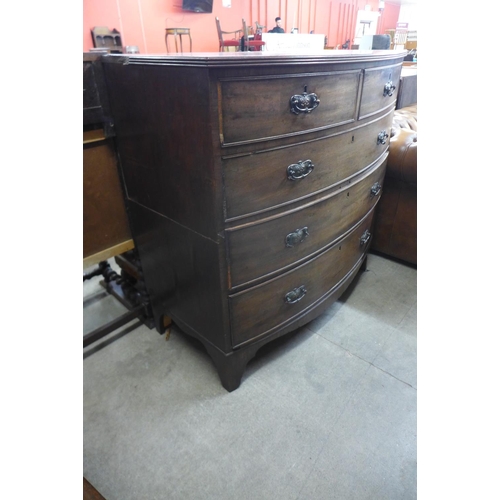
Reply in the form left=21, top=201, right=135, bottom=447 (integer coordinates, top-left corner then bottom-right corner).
left=83, top=53, right=133, bottom=267
left=102, top=50, right=405, bottom=391
left=371, top=105, right=417, bottom=265
left=91, top=27, right=123, bottom=53
left=83, top=53, right=159, bottom=348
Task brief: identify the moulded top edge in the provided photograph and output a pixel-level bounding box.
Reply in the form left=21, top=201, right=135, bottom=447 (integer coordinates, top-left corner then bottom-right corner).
left=101, top=50, right=408, bottom=67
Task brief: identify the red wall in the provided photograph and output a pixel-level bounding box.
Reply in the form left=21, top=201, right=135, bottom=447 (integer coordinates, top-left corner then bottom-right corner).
left=377, top=1, right=400, bottom=37
left=83, top=0, right=401, bottom=54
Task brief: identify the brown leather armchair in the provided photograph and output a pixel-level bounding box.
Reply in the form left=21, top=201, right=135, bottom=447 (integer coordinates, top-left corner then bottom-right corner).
left=371, top=105, right=417, bottom=265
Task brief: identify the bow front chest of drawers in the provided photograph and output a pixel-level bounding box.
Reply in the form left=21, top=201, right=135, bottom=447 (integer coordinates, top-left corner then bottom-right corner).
left=102, top=51, right=405, bottom=391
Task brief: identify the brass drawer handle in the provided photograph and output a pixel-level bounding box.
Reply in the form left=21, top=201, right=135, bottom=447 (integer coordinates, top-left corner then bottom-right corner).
left=383, top=80, right=396, bottom=97
left=290, top=86, right=320, bottom=114
left=287, top=159, right=314, bottom=180
left=360, top=230, right=371, bottom=246
left=377, top=130, right=389, bottom=145
left=370, top=182, right=382, bottom=197
left=285, top=227, right=309, bottom=248
left=285, top=285, right=307, bottom=304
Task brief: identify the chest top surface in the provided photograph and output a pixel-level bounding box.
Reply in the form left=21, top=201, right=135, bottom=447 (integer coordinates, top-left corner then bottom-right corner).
left=103, top=50, right=407, bottom=67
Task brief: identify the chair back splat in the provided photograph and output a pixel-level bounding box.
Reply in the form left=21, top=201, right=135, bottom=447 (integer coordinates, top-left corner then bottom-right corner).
left=255, top=22, right=266, bottom=33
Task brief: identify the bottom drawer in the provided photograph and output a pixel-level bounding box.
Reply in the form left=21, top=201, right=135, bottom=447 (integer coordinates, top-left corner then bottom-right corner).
left=229, top=206, right=376, bottom=347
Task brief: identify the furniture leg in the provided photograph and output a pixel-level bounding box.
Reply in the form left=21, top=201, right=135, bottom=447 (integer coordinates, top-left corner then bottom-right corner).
left=204, top=343, right=259, bottom=392
left=360, top=254, right=368, bottom=272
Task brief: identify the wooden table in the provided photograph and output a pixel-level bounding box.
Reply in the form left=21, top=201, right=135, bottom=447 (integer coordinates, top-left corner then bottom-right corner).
left=165, top=28, right=192, bottom=53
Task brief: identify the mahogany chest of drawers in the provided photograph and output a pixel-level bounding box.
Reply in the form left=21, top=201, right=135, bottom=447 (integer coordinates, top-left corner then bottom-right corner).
left=102, top=51, right=405, bottom=391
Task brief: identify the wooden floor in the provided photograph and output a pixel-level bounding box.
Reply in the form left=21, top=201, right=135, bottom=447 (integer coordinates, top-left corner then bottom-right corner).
left=83, top=478, right=106, bottom=500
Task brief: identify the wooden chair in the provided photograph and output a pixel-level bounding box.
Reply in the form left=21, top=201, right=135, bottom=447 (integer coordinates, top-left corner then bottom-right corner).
left=242, top=19, right=266, bottom=51
left=215, top=17, right=242, bottom=52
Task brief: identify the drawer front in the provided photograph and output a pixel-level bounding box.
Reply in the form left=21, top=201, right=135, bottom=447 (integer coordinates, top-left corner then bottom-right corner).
left=228, top=208, right=375, bottom=347
left=223, top=112, right=393, bottom=220
left=226, top=156, right=386, bottom=289
left=359, top=63, right=402, bottom=119
left=219, top=70, right=361, bottom=146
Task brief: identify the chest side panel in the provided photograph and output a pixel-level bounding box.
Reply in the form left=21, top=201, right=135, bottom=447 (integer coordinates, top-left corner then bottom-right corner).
left=104, top=63, right=221, bottom=239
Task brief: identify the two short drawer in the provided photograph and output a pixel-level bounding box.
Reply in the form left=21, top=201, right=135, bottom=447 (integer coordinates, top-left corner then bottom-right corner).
left=218, top=63, right=401, bottom=146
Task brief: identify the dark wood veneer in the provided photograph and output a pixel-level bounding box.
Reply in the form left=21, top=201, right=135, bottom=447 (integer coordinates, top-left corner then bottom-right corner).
left=222, top=111, right=393, bottom=220
left=226, top=157, right=387, bottom=289
left=102, top=51, right=405, bottom=391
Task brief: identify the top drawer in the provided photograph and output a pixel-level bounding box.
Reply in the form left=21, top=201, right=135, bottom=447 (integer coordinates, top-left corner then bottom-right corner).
left=359, top=63, right=402, bottom=119
left=218, top=70, right=361, bottom=146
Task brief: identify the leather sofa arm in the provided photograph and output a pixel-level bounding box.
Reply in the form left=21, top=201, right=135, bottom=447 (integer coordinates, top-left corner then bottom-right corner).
left=387, top=128, right=417, bottom=184
left=392, top=104, right=417, bottom=131
left=386, top=104, right=417, bottom=183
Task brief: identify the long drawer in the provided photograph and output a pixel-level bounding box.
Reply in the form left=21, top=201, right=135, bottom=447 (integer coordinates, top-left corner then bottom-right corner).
left=226, top=155, right=386, bottom=289
left=218, top=69, right=361, bottom=146
left=228, top=207, right=376, bottom=347
left=223, top=111, right=393, bottom=220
